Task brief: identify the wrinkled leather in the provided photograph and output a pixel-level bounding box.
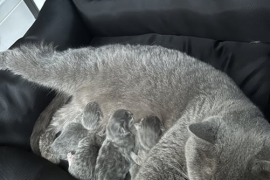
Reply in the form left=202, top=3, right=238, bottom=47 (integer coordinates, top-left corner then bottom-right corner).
left=0, top=147, right=76, bottom=180
left=73, top=0, right=270, bottom=43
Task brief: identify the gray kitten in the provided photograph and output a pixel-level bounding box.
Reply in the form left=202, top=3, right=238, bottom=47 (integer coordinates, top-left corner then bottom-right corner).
left=66, top=102, right=104, bottom=180
left=130, top=116, right=163, bottom=179
left=95, top=109, right=135, bottom=180
left=67, top=134, right=100, bottom=180
left=50, top=101, right=103, bottom=162
left=1, top=43, right=270, bottom=180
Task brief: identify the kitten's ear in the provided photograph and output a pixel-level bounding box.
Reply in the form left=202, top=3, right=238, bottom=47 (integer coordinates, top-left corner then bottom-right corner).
left=251, top=160, right=270, bottom=179
left=188, top=116, right=221, bottom=145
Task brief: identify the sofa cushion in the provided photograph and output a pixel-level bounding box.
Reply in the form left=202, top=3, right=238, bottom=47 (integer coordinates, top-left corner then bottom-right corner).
left=0, top=147, right=76, bottom=180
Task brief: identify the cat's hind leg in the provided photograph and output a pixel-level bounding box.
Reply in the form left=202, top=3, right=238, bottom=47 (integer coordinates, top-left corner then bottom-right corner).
left=30, top=93, right=71, bottom=155
left=39, top=98, right=82, bottom=163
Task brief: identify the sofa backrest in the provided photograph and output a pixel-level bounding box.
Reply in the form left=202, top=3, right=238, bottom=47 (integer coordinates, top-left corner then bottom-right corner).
left=73, top=0, right=270, bottom=43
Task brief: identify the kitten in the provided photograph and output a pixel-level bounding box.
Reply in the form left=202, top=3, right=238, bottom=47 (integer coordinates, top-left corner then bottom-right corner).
left=130, top=116, right=163, bottom=179
left=50, top=101, right=103, bottom=162
left=65, top=102, right=104, bottom=180
left=1, top=44, right=270, bottom=180
left=95, top=109, right=135, bottom=180
left=67, top=134, right=100, bottom=180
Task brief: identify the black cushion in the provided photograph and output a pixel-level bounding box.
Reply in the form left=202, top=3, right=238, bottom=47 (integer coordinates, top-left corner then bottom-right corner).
left=0, top=147, right=76, bottom=180
left=73, top=0, right=270, bottom=43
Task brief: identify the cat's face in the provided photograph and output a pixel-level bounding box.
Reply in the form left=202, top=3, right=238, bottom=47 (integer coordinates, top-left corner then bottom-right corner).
left=107, top=109, right=135, bottom=140
left=185, top=116, right=270, bottom=180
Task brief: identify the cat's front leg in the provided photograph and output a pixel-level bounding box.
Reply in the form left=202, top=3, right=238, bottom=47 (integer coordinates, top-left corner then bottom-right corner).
left=135, top=127, right=188, bottom=180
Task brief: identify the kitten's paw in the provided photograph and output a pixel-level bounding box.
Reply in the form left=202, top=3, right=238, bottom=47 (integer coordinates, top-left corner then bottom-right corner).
left=67, top=152, right=73, bottom=165
left=131, top=152, right=142, bottom=166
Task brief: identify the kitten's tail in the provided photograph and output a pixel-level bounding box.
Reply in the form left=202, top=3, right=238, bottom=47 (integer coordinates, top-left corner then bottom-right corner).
left=30, top=93, right=71, bottom=155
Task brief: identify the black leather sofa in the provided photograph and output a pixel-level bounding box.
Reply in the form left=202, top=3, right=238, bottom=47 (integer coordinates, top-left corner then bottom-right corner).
left=1, top=0, right=270, bottom=179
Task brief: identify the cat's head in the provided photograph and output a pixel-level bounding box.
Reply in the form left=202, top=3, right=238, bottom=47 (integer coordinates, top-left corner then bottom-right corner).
left=107, top=109, right=135, bottom=141
left=185, top=116, right=270, bottom=180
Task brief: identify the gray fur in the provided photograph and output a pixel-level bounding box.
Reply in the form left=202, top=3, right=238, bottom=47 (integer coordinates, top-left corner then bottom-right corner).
left=68, top=133, right=100, bottom=180
left=130, top=116, right=163, bottom=179
left=95, top=109, right=135, bottom=180
left=1, top=43, right=270, bottom=180
left=51, top=122, right=88, bottom=160
left=30, top=93, right=71, bottom=155
left=64, top=102, right=104, bottom=180
left=49, top=101, right=103, bottom=163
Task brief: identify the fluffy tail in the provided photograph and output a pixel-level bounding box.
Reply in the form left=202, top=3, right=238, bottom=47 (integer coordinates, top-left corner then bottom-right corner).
left=0, top=43, right=98, bottom=94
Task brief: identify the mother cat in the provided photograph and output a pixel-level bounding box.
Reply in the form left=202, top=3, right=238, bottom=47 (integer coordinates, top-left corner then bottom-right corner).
left=1, top=43, right=270, bottom=180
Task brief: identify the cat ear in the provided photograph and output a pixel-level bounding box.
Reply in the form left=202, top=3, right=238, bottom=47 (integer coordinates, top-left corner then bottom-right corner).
left=251, top=160, right=270, bottom=179
left=188, top=116, right=221, bottom=144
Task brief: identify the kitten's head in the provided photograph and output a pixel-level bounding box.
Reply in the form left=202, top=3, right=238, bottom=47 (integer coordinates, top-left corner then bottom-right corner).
left=82, top=101, right=103, bottom=131
left=135, top=116, right=163, bottom=150
left=107, top=109, right=135, bottom=141
left=185, top=116, right=270, bottom=180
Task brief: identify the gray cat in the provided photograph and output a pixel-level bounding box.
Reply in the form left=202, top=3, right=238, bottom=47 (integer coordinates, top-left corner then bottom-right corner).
left=1, top=43, right=270, bottom=180
left=95, top=109, right=135, bottom=180
left=130, top=116, right=163, bottom=179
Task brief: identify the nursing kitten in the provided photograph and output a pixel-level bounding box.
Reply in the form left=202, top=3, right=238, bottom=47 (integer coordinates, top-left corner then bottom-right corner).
left=66, top=102, right=104, bottom=180
left=1, top=44, right=270, bottom=180
left=50, top=101, right=103, bottom=161
left=130, top=116, right=163, bottom=179
left=95, top=109, right=135, bottom=180
left=67, top=134, right=100, bottom=180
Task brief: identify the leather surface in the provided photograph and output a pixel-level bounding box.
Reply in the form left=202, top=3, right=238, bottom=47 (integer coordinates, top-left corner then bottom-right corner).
left=0, top=0, right=92, bottom=150
left=0, top=147, right=76, bottom=180
left=73, top=0, right=270, bottom=43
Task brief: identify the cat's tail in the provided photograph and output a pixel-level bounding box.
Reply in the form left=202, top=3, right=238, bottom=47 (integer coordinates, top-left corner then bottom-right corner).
left=0, top=42, right=97, bottom=94
left=30, top=92, right=71, bottom=155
